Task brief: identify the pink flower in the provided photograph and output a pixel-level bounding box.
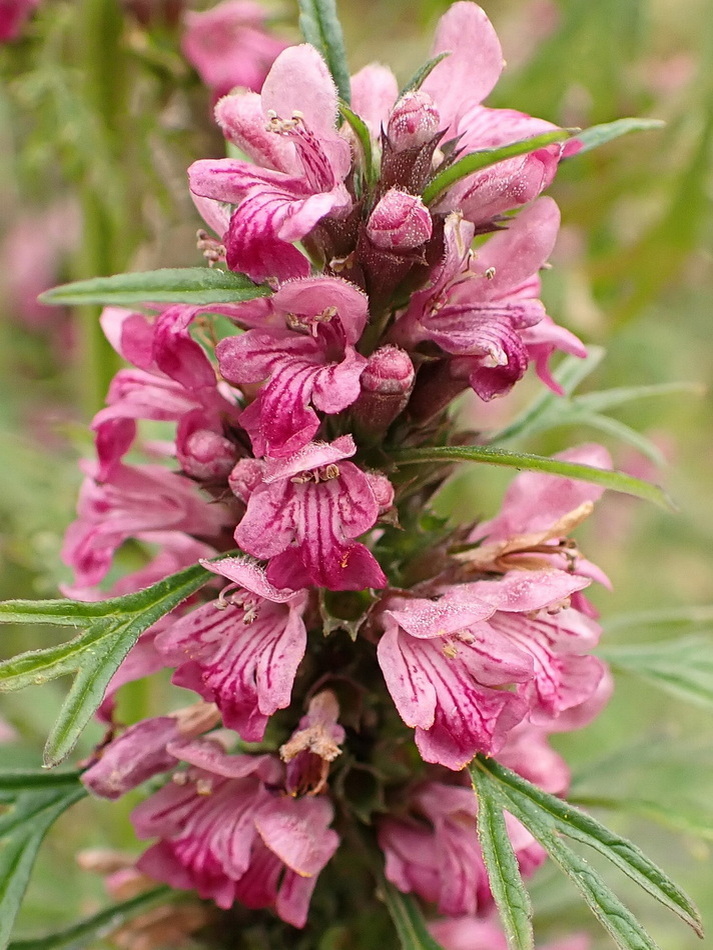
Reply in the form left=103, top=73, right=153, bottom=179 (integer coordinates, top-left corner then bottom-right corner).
left=182, top=1, right=288, bottom=100
left=62, top=462, right=229, bottom=589
left=421, top=2, right=564, bottom=224
left=365, top=190, right=433, bottom=251
left=217, top=277, right=368, bottom=457
left=232, top=436, right=388, bottom=591
left=280, top=690, right=345, bottom=796
left=377, top=568, right=601, bottom=769
left=93, top=306, right=240, bottom=480
left=378, top=780, right=545, bottom=917
left=349, top=4, right=564, bottom=224
left=376, top=585, right=531, bottom=769
left=155, top=557, right=309, bottom=741
left=133, top=740, right=339, bottom=926
left=430, top=915, right=591, bottom=950
left=82, top=704, right=219, bottom=799
left=189, top=45, right=352, bottom=282
left=393, top=198, right=574, bottom=401
left=466, top=444, right=613, bottom=597
left=0, top=0, right=40, bottom=42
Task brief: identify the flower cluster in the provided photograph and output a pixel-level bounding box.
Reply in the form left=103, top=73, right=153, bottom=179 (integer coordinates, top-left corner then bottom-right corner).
left=70, top=2, right=610, bottom=939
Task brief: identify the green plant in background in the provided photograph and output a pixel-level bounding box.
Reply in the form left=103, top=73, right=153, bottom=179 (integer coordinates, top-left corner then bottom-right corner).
left=0, top=1, right=712, bottom=949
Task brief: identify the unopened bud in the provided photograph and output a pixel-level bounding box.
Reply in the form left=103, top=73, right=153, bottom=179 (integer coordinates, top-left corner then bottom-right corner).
left=178, top=428, right=236, bottom=481
left=228, top=457, right=265, bottom=502
left=387, top=91, right=440, bottom=151
left=366, top=471, right=395, bottom=514
left=352, top=346, right=415, bottom=437
left=366, top=189, right=432, bottom=251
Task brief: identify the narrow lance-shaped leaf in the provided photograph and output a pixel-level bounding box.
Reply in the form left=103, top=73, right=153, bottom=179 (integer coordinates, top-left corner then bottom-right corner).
left=470, top=756, right=703, bottom=940
left=0, top=562, right=212, bottom=766
left=39, top=268, right=272, bottom=307
left=0, top=773, right=87, bottom=950
left=599, top=635, right=713, bottom=712
left=380, top=880, right=446, bottom=950
left=298, top=0, right=351, bottom=104
left=474, top=777, right=534, bottom=950
left=8, top=886, right=176, bottom=950
left=568, top=795, right=713, bottom=843
left=339, top=101, right=376, bottom=187
left=488, top=347, right=606, bottom=445
left=399, top=52, right=450, bottom=95
left=391, top=445, right=675, bottom=510
left=604, top=605, right=713, bottom=636
left=567, top=117, right=665, bottom=156
left=422, top=129, right=573, bottom=204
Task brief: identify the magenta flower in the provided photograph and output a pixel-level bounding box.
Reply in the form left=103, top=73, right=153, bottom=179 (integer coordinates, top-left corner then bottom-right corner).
left=280, top=689, right=346, bottom=796
left=379, top=780, right=545, bottom=916
left=0, top=0, right=40, bottom=42
left=154, top=557, right=308, bottom=741
left=133, top=739, right=339, bottom=926
left=466, top=444, right=613, bottom=594
left=82, top=704, right=219, bottom=800
left=377, top=568, right=598, bottom=769
left=348, top=3, right=564, bottom=224
left=421, top=2, right=564, bottom=225
left=376, top=585, right=531, bottom=769
left=430, top=915, right=591, bottom=950
left=393, top=197, right=572, bottom=401
left=217, top=277, right=368, bottom=457
left=182, top=1, right=288, bottom=100
left=93, top=306, right=239, bottom=480
left=232, top=436, right=389, bottom=591
left=189, top=45, right=352, bottom=282
left=62, top=462, right=229, bottom=589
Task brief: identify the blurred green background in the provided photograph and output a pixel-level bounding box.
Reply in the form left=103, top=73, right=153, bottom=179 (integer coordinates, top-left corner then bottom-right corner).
left=1, top=0, right=712, bottom=946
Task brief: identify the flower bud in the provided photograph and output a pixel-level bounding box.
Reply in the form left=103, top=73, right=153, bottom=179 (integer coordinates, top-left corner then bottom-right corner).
left=228, top=457, right=265, bottom=503
left=352, top=345, right=415, bottom=438
left=178, top=428, right=236, bottom=481
left=386, top=91, right=440, bottom=151
left=366, top=189, right=432, bottom=251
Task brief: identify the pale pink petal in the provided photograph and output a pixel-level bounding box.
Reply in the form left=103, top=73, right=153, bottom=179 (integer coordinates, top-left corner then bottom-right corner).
left=261, top=45, right=341, bottom=139
left=350, top=63, right=399, bottom=136
left=423, top=2, right=504, bottom=130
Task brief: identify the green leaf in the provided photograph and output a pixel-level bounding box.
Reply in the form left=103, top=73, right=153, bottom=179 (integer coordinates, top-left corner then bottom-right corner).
left=0, top=771, right=81, bottom=792
left=391, top=445, right=675, bottom=510
left=599, top=635, right=713, bottom=712
left=422, top=129, right=572, bottom=204
left=8, top=886, right=175, bottom=950
left=489, top=349, right=696, bottom=455
left=0, top=774, right=87, bottom=950
left=380, top=881, right=445, bottom=950
left=567, top=118, right=665, bottom=156
left=38, top=268, right=271, bottom=307
left=568, top=795, right=713, bottom=843
left=339, top=101, right=376, bottom=187
left=0, top=563, right=212, bottom=766
left=298, top=0, right=351, bottom=104
left=570, top=412, right=668, bottom=466
left=604, top=605, right=713, bottom=636
left=573, top=381, right=701, bottom=414
left=474, top=776, right=534, bottom=950
left=469, top=756, right=703, bottom=947
left=488, top=347, right=606, bottom=445
left=399, top=52, right=450, bottom=95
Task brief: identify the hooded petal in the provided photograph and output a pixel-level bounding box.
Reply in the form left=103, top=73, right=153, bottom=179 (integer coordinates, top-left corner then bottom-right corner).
left=350, top=63, right=399, bottom=137
left=422, top=2, right=504, bottom=132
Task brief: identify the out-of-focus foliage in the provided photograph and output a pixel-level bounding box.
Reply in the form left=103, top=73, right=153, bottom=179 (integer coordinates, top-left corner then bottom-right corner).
left=0, top=0, right=711, bottom=947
